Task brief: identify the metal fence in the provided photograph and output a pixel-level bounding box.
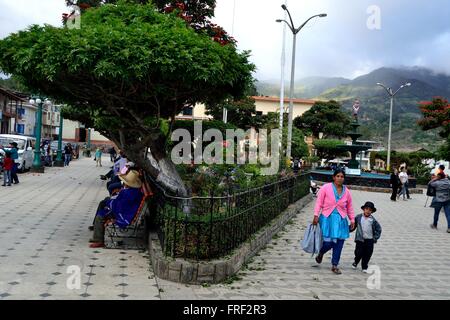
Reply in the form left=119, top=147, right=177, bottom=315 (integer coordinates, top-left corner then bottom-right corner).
left=150, top=172, right=310, bottom=260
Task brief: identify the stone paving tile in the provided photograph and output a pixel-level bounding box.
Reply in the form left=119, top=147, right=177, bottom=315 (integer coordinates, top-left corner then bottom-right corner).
left=0, top=157, right=158, bottom=300
left=157, top=189, right=450, bottom=300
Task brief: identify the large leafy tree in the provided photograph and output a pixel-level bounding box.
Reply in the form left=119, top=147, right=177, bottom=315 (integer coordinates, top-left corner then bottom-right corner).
left=417, top=97, right=450, bottom=160
left=294, top=100, right=352, bottom=139
left=0, top=1, right=254, bottom=195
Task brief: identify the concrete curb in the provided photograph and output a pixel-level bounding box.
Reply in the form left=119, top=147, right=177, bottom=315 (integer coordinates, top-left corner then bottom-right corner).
left=148, top=193, right=314, bottom=285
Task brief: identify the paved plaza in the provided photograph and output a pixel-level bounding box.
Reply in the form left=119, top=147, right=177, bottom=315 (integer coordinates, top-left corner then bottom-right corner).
left=0, top=157, right=449, bottom=300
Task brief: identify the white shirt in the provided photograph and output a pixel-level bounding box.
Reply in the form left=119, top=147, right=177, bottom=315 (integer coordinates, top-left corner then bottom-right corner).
left=399, top=172, right=408, bottom=184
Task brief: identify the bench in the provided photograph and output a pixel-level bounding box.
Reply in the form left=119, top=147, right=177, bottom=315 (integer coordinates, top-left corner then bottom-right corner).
left=104, top=172, right=153, bottom=249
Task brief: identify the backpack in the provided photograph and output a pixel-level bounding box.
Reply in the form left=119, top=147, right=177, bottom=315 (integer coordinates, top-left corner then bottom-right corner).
left=426, top=184, right=436, bottom=197
left=301, top=223, right=323, bottom=255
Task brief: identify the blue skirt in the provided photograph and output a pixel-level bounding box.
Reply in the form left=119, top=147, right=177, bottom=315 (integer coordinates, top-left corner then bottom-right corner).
left=319, top=210, right=350, bottom=241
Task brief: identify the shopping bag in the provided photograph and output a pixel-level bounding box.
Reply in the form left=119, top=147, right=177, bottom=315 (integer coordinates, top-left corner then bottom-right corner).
left=301, top=223, right=323, bottom=255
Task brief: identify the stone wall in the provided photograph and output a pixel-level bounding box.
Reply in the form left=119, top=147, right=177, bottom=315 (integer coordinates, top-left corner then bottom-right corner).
left=314, top=181, right=423, bottom=194
left=148, top=194, right=314, bottom=285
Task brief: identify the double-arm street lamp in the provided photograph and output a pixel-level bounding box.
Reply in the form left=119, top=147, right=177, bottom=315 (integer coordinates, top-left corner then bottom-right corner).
left=29, top=97, right=52, bottom=173
left=276, top=5, right=327, bottom=160
left=376, top=82, right=412, bottom=171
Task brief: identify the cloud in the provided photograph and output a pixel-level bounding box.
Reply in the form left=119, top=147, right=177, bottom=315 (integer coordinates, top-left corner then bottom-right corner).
left=1, top=0, right=449, bottom=80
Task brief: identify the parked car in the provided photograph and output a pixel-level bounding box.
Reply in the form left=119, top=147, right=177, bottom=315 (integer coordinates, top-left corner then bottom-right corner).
left=0, top=134, right=36, bottom=172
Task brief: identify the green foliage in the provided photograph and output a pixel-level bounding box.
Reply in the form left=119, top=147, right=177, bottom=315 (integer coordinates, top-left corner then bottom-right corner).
left=294, top=100, right=351, bottom=138
left=0, top=1, right=255, bottom=169
left=313, top=139, right=347, bottom=161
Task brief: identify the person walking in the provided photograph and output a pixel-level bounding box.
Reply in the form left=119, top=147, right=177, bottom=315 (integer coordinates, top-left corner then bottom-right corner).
left=109, top=146, right=117, bottom=162
left=95, top=147, right=103, bottom=167
left=428, top=172, right=450, bottom=233
left=390, top=169, right=400, bottom=201
left=2, top=151, right=13, bottom=186
left=64, top=143, right=73, bottom=166
left=351, top=201, right=382, bottom=272
left=8, top=142, right=20, bottom=184
left=398, top=167, right=408, bottom=201
left=313, top=168, right=355, bottom=274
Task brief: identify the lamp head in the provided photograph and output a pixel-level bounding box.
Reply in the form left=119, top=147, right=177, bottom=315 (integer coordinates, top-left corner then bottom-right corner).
left=276, top=19, right=282, bottom=23
left=36, top=98, right=42, bottom=104
left=319, top=13, right=327, bottom=17
left=29, top=99, right=35, bottom=105
left=281, top=4, right=287, bottom=10
left=405, top=82, right=412, bottom=86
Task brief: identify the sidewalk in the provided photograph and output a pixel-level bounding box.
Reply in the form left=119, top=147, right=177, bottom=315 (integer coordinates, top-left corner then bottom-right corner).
left=156, top=187, right=450, bottom=300
left=0, top=157, right=159, bottom=300
left=1, top=157, right=449, bottom=299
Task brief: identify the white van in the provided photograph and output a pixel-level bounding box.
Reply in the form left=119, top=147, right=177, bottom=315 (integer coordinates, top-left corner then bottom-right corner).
left=0, top=134, right=36, bottom=172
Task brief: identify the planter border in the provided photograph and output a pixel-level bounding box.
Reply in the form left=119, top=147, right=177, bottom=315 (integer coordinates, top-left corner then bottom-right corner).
left=148, top=193, right=313, bottom=284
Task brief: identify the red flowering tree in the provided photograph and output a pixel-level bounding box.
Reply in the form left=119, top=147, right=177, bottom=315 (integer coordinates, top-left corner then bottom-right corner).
left=418, top=97, right=450, bottom=160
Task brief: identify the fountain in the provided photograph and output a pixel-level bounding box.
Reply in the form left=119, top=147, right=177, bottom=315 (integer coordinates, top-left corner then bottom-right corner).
left=336, top=120, right=370, bottom=176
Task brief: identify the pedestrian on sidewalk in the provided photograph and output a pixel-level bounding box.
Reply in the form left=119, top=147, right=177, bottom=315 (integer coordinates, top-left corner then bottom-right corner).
left=313, top=168, right=355, bottom=274
left=390, top=168, right=400, bottom=201
left=2, top=151, right=13, bottom=186
left=398, top=167, right=409, bottom=200
left=428, top=172, right=450, bottom=233
left=351, top=201, right=382, bottom=272
left=109, top=146, right=117, bottom=162
left=95, top=147, right=103, bottom=167
left=64, top=143, right=73, bottom=166
left=8, top=142, right=20, bottom=184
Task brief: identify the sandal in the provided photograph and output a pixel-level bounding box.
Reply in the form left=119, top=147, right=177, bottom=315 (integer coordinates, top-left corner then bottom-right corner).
left=331, top=266, right=342, bottom=274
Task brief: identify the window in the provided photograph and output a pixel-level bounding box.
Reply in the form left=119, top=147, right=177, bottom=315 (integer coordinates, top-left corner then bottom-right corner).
left=182, top=107, right=193, bottom=116
left=17, top=124, right=25, bottom=134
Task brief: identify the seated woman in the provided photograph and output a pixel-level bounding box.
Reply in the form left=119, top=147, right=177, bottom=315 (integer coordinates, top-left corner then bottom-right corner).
left=89, top=170, right=144, bottom=248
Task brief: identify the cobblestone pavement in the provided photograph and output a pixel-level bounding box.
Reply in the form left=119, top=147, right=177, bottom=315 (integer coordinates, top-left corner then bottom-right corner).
left=0, top=157, right=160, bottom=300
left=157, top=186, right=450, bottom=300
left=1, top=157, right=449, bottom=300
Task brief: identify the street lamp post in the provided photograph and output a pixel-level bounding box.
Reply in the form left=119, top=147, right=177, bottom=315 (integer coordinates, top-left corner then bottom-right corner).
left=377, top=82, right=412, bottom=171
left=54, top=107, right=64, bottom=167
left=276, top=5, right=327, bottom=160
left=29, top=97, right=51, bottom=173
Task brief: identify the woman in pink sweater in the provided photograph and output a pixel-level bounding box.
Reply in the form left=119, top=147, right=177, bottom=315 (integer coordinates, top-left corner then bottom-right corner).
left=312, top=169, right=355, bottom=274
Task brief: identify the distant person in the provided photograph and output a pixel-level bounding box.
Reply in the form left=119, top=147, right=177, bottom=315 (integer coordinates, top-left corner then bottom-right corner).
left=398, top=167, right=409, bottom=201
left=109, top=146, right=117, bottom=162
left=428, top=172, right=450, bottom=233
left=390, top=169, right=401, bottom=201
left=2, top=151, right=13, bottom=186
left=64, top=143, right=73, bottom=166
left=95, top=147, right=103, bottom=167
left=7, top=142, right=19, bottom=184
left=292, top=157, right=301, bottom=174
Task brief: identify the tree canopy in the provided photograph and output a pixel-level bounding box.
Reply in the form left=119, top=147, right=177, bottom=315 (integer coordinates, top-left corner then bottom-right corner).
left=417, top=97, right=450, bottom=160
left=0, top=1, right=254, bottom=195
left=294, top=100, right=352, bottom=139
left=313, top=139, right=348, bottom=161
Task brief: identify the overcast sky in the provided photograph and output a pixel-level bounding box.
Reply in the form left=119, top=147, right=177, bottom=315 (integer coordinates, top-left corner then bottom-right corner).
left=1, top=0, right=449, bottom=81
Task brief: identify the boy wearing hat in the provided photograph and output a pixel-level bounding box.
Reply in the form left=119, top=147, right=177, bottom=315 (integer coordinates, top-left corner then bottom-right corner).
left=351, top=201, right=382, bottom=273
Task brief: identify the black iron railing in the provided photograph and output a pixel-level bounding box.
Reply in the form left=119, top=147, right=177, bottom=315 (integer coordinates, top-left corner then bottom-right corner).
left=150, top=173, right=310, bottom=260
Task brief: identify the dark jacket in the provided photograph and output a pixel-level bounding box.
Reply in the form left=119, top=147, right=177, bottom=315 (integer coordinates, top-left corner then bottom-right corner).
left=390, top=173, right=400, bottom=188
left=98, top=187, right=144, bottom=228
left=429, top=178, right=450, bottom=203
left=354, top=213, right=382, bottom=243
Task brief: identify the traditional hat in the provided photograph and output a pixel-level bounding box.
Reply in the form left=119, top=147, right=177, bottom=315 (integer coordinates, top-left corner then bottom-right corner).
left=361, top=201, right=377, bottom=213
left=118, top=170, right=142, bottom=189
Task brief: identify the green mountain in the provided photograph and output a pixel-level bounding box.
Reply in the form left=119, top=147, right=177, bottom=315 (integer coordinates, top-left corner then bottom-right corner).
left=257, top=67, right=449, bottom=151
